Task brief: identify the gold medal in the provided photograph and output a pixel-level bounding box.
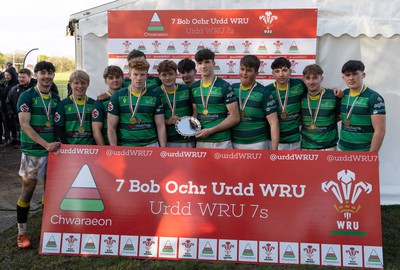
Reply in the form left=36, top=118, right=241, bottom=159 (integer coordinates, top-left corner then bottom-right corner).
left=280, top=111, right=288, bottom=120
left=130, top=117, right=137, bottom=124
left=343, top=118, right=351, bottom=126
left=78, top=126, right=85, bottom=133
left=45, top=120, right=51, bottom=127
left=202, top=109, right=209, bottom=116
left=240, top=110, right=245, bottom=118
left=310, top=123, right=317, bottom=130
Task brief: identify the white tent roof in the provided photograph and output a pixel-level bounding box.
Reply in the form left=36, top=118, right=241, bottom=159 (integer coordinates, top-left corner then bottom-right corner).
left=70, top=0, right=400, bottom=38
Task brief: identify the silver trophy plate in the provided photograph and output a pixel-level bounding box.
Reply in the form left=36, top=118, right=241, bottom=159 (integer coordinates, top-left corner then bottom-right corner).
left=175, top=116, right=201, bottom=137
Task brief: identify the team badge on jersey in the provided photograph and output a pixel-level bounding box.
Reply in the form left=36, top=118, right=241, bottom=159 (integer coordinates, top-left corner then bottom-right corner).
left=108, top=102, right=114, bottom=112
left=20, top=103, right=29, bottom=112
left=54, top=112, right=61, bottom=122
left=92, top=109, right=99, bottom=119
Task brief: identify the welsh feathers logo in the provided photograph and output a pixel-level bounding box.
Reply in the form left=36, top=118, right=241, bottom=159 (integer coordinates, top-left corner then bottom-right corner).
left=322, top=170, right=372, bottom=219
left=259, top=11, right=278, bottom=36
left=122, top=40, right=132, bottom=53
left=60, top=164, right=105, bottom=212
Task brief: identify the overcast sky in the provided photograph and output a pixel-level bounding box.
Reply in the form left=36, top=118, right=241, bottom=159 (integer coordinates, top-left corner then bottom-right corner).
left=1, top=0, right=111, bottom=57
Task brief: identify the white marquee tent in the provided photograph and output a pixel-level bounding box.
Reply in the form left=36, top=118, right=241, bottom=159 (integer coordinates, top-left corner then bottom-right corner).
left=68, top=0, right=400, bottom=204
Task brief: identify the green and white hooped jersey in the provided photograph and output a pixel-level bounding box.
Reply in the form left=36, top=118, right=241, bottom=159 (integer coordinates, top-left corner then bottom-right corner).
left=339, top=86, right=386, bottom=151
left=17, top=87, right=60, bottom=157
left=108, top=87, right=164, bottom=146
left=231, top=82, right=277, bottom=144
left=190, top=77, right=237, bottom=142
left=266, top=78, right=305, bottom=144
left=158, top=84, right=194, bottom=143
left=301, top=88, right=341, bottom=149
left=92, top=96, right=111, bottom=145
left=54, top=96, right=96, bottom=145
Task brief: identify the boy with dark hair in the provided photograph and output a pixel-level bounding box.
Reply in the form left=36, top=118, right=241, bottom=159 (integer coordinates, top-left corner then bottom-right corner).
left=54, top=70, right=95, bottom=145
left=127, top=49, right=146, bottom=60
left=108, top=58, right=166, bottom=147
left=339, top=60, right=386, bottom=151
left=92, top=65, right=124, bottom=145
left=177, top=58, right=197, bottom=87
left=265, top=57, right=305, bottom=150
left=122, top=49, right=162, bottom=89
left=191, top=48, right=240, bottom=149
left=156, top=60, right=194, bottom=147
left=301, top=64, right=341, bottom=150
left=16, top=61, right=61, bottom=248
left=231, top=55, right=279, bottom=150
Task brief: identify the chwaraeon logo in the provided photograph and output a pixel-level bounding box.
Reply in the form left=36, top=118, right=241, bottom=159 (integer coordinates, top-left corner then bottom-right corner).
left=322, top=170, right=372, bottom=236
left=147, top=12, right=164, bottom=31
left=60, top=164, right=105, bottom=212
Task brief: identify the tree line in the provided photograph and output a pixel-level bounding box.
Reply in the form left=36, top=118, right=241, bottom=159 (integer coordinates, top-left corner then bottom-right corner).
left=0, top=51, right=75, bottom=72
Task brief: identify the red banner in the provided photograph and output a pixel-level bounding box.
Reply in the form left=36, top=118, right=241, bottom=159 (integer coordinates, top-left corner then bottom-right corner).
left=108, top=9, right=317, bottom=39
left=40, top=146, right=383, bottom=268
left=107, top=9, right=317, bottom=85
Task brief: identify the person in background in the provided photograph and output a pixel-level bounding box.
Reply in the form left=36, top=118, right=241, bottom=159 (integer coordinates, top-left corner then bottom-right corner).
left=6, top=61, right=14, bottom=69
left=92, top=65, right=123, bottom=145
left=0, top=70, right=6, bottom=144
left=156, top=60, right=195, bottom=148
left=338, top=60, right=386, bottom=151
left=1, top=67, right=19, bottom=145
left=191, top=48, right=240, bottom=149
left=178, top=58, right=197, bottom=87
left=16, top=61, right=61, bottom=248
left=108, top=58, right=166, bottom=147
left=301, top=64, right=341, bottom=151
left=6, top=69, right=36, bottom=146
left=54, top=70, right=95, bottom=145
left=231, top=55, right=279, bottom=150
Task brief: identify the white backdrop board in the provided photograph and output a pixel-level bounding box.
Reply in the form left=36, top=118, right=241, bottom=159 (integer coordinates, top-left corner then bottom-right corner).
left=69, top=0, right=400, bottom=204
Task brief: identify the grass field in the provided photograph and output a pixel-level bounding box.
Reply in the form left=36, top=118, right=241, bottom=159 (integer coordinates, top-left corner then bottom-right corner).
left=0, top=206, right=399, bottom=270
left=54, top=72, right=70, bottom=99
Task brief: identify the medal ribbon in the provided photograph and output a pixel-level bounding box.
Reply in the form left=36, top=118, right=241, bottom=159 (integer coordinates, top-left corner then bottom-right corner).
left=307, top=89, right=324, bottom=125
left=161, top=84, right=177, bottom=116
left=71, top=95, right=87, bottom=129
left=345, top=85, right=365, bottom=121
left=275, top=82, right=290, bottom=114
left=35, top=86, right=52, bottom=123
left=129, top=86, right=146, bottom=119
left=200, top=76, right=217, bottom=111
left=239, top=82, right=257, bottom=112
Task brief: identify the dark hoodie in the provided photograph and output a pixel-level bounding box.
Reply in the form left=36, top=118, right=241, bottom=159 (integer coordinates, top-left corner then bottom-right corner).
left=0, top=67, right=19, bottom=112
left=6, top=78, right=37, bottom=117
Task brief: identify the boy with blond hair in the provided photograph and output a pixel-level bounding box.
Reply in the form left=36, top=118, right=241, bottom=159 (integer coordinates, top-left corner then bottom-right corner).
left=54, top=70, right=96, bottom=145
left=108, top=58, right=166, bottom=147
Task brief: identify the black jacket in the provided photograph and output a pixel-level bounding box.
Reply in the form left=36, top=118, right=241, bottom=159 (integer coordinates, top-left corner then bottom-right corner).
left=0, top=68, right=18, bottom=112
left=6, top=79, right=37, bottom=117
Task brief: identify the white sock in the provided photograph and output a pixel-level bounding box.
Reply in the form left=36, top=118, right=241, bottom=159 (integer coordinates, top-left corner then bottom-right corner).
left=18, top=223, right=27, bottom=234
